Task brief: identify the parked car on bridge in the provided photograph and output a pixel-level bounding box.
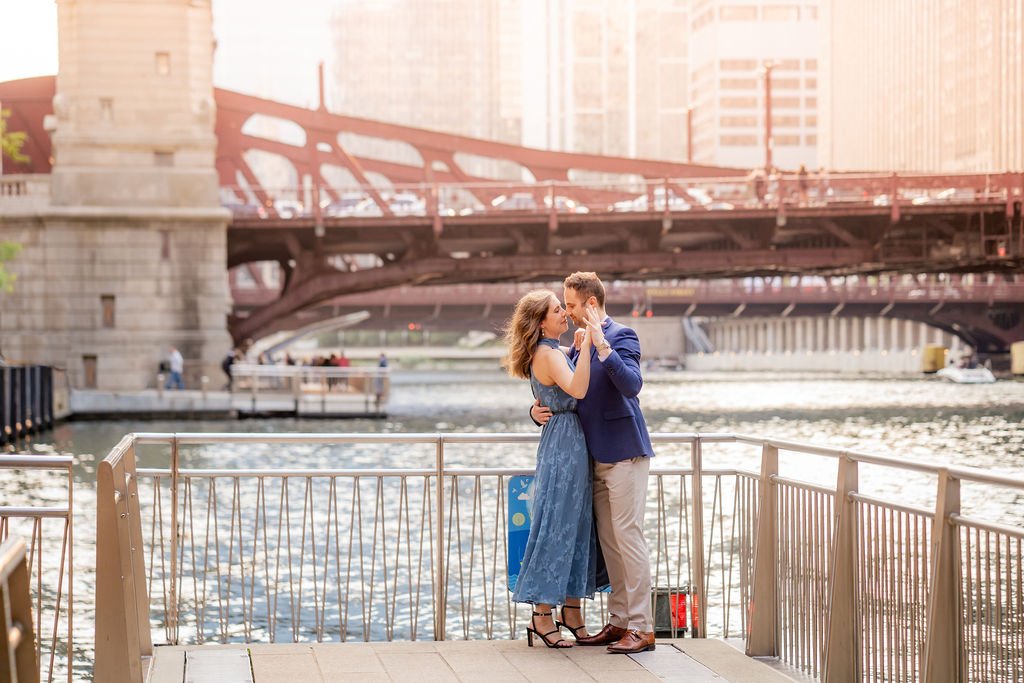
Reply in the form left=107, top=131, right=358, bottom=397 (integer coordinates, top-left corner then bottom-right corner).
left=322, top=192, right=381, bottom=217
left=611, top=187, right=692, bottom=212
left=221, top=198, right=268, bottom=219
left=273, top=199, right=305, bottom=219
left=543, top=195, right=590, bottom=213
left=387, top=191, right=427, bottom=216
left=685, top=187, right=735, bottom=210
left=491, top=192, right=539, bottom=211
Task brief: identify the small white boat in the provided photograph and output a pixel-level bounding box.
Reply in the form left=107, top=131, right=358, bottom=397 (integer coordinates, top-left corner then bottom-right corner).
left=936, top=366, right=996, bottom=384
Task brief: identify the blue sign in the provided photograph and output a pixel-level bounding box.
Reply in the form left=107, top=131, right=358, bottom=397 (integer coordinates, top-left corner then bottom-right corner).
left=506, top=475, right=534, bottom=591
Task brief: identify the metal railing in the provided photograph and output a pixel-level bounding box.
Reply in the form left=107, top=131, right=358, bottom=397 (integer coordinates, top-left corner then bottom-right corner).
left=219, top=171, right=1024, bottom=223
left=230, top=364, right=391, bottom=416
left=0, top=456, right=74, bottom=683
left=0, top=537, right=38, bottom=683
left=94, top=432, right=1024, bottom=682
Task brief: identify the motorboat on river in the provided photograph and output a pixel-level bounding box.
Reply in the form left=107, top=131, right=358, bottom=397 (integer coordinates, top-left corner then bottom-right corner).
left=936, top=366, right=996, bottom=384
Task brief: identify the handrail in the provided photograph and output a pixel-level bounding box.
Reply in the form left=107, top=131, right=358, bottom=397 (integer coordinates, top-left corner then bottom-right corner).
left=96, top=431, right=1024, bottom=682
left=0, top=456, right=73, bottom=683
left=0, top=537, right=38, bottom=683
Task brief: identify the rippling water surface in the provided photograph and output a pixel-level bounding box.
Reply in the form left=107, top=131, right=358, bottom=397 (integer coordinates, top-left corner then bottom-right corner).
left=4, top=370, right=1023, bottom=680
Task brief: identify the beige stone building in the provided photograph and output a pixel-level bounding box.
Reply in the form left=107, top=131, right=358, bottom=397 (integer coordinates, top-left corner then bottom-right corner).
left=687, top=0, right=820, bottom=170
left=820, top=0, right=1024, bottom=172
left=0, top=0, right=231, bottom=390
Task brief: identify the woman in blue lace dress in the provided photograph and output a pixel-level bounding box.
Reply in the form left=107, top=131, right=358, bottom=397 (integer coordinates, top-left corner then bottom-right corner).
left=502, top=289, right=606, bottom=648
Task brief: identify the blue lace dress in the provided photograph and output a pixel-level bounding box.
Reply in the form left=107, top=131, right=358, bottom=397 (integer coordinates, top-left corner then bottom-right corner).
left=512, top=338, right=597, bottom=605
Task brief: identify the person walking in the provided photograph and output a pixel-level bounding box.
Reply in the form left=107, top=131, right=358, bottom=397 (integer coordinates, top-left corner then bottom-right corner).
left=165, top=347, right=184, bottom=390
left=531, top=271, right=656, bottom=654
left=503, top=289, right=605, bottom=648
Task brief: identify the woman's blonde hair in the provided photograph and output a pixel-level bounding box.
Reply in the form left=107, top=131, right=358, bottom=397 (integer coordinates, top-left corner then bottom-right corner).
left=501, top=289, right=558, bottom=380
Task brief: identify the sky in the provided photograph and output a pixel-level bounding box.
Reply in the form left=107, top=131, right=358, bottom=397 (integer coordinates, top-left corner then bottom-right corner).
left=1, top=0, right=334, bottom=108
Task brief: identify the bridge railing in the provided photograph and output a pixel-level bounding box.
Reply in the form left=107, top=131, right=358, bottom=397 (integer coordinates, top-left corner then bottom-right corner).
left=219, top=171, right=1024, bottom=222
left=0, top=455, right=75, bottom=683
left=92, top=431, right=1024, bottom=682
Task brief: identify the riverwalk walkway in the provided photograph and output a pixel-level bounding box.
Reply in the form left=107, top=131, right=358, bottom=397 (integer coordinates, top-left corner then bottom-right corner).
left=148, top=638, right=800, bottom=683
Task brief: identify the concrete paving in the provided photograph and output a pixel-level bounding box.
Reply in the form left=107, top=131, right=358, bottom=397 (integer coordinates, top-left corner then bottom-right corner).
left=150, top=639, right=799, bottom=683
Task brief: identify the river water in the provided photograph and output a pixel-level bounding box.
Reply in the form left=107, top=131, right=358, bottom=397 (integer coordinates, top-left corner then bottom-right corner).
left=5, top=370, right=1024, bottom=680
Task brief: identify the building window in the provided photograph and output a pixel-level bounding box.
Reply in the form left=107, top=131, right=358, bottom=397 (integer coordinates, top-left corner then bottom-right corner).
left=721, top=78, right=758, bottom=90
left=720, top=134, right=758, bottom=146
left=721, top=115, right=758, bottom=127
left=100, top=98, right=113, bottom=122
left=805, top=59, right=818, bottom=70
left=156, top=52, right=171, bottom=76
left=805, top=78, right=818, bottom=89
left=720, top=6, right=758, bottom=21
left=771, top=97, right=801, bottom=109
left=777, top=60, right=802, bottom=71
left=101, top=295, right=115, bottom=328
left=806, top=115, right=818, bottom=127
left=771, top=115, right=801, bottom=127
left=83, top=355, right=98, bottom=389
left=720, top=96, right=758, bottom=109
left=805, top=134, right=818, bottom=146
left=154, top=151, right=174, bottom=167
left=806, top=96, right=818, bottom=108
left=771, top=78, right=801, bottom=90
left=775, top=135, right=801, bottom=146
left=160, top=230, right=171, bottom=260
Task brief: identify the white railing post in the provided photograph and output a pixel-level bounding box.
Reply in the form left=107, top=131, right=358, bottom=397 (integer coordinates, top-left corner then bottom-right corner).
left=434, top=435, right=446, bottom=640
left=921, top=469, right=965, bottom=682
left=823, top=454, right=859, bottom=681
left=690, top=437, right=706, bottom=637
left=168, top=435, right=179, bottom=645
left=746, top=443, right=778, bottom=655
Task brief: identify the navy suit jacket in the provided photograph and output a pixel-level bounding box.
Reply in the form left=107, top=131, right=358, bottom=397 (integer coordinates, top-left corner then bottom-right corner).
left=567, top=318, right=655, bottom=464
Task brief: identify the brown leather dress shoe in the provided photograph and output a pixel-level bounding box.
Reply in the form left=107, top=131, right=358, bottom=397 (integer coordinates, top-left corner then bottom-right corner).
left=606, top=629, right=656, bottom=654
left=574, top=623, right=628, bottom=646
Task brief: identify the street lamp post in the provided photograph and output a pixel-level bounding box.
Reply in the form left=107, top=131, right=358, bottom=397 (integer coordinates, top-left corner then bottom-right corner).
left=761, top=61, right=776, bottom=172
left=686, top=106, right=694, bottom=163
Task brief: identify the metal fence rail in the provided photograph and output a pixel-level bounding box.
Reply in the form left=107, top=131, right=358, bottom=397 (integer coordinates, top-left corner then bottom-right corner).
left=230, top=364, right=391, bottom=416
left=0, top=455, right=74, bottom=683
left=94, top=431, right=1024, bottom=682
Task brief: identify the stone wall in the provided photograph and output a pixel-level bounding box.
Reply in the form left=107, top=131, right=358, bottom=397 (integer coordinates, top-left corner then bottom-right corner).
left=0, top=208, right=231, bottom=390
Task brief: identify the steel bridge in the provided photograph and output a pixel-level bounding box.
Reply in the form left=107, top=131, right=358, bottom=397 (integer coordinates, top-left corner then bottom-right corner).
left=2, top=76, right=1022, bottom=347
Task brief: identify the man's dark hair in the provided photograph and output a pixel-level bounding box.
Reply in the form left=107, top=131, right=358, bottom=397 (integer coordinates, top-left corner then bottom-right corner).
left=563, top=271, right=605, bottom=307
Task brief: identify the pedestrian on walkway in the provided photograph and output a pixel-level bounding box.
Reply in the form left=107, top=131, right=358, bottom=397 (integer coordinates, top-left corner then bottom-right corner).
left=165, top=347, right=184, bottom=390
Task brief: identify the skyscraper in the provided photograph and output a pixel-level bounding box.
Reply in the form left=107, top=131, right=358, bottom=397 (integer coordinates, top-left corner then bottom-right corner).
left=820, top=0, right=1024, bottom=172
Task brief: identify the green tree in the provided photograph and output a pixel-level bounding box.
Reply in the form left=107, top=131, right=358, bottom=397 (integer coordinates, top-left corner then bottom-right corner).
left=1, top=108, right=29, bottom=167
left=0, top=242, right=21, bottom=293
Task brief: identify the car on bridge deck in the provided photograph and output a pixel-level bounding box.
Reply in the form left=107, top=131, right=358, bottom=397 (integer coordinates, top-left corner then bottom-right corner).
left=322, top=192, right=381, bottom=218
left=273, top=199, right=306, bottom=218
left=491, top=192, right=539, bottom=211
left=221, top=198, right=268, bottom=219
left=611, top=187, right=692, bottom=212
left=387, top=191, right=427, bottom=216
left=543, top=195, right=590, bottom=213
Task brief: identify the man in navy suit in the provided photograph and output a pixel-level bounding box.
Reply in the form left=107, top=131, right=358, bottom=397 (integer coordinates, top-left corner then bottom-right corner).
left=531, top=271, right=656, bottom=654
